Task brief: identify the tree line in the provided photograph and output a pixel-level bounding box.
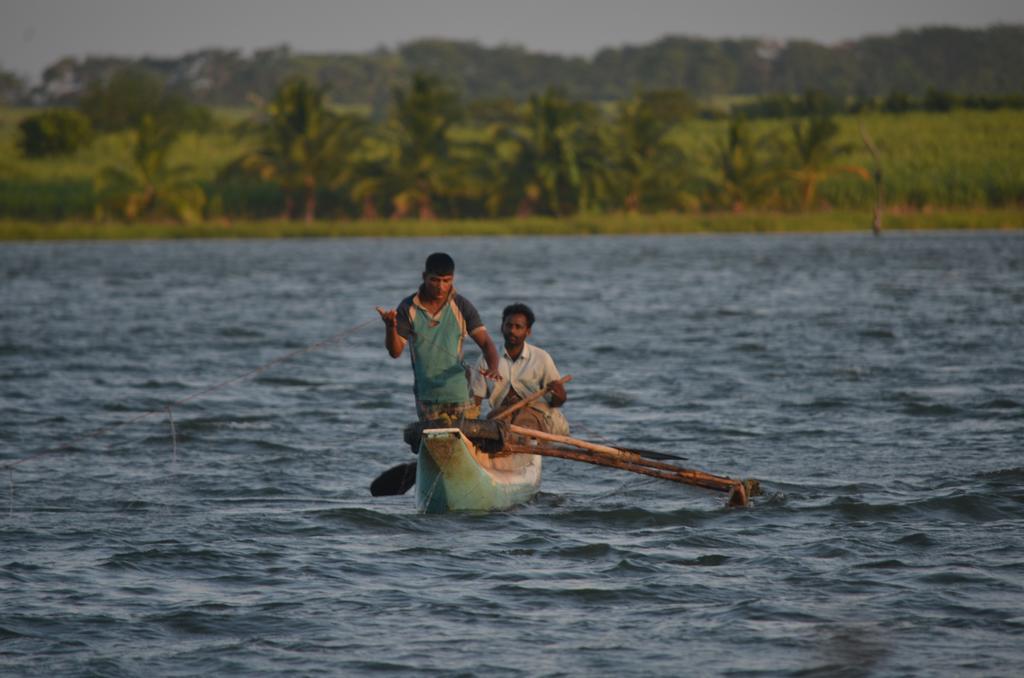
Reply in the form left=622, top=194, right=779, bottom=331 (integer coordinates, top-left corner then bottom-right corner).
left=13, top=72, right=890, bottom=222
left=5, top=25, right=1022, bottom=109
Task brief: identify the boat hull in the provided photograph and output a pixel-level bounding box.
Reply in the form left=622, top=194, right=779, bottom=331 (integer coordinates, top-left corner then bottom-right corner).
left=415, top=427, right=542, bottom=513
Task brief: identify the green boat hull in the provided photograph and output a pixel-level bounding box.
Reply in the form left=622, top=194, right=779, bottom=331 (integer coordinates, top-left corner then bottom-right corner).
left=416, top=427, right=542, bottom=513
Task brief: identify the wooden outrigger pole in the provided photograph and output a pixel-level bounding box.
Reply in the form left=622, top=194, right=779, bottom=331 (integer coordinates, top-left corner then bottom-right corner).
left=503, top=424, right=760, bottom=507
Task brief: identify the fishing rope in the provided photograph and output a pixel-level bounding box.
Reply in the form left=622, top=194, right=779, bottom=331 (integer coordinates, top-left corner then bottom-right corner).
left=166, top=406, right=178, bottom=465
left=423, top=459, right=445, bottom=509
left=0, top=317, right=378, bottom=474
left=3, top=301, right=493, bottom=513
left=567, top=428, right=663, bottom=497
left=408, top=326, right=488, bottom=376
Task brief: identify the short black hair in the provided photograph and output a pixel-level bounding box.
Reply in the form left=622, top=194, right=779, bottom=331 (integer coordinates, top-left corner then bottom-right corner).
left=424, top=252, right=455, bottom=276
left=502, top=302, right=535, bottom=328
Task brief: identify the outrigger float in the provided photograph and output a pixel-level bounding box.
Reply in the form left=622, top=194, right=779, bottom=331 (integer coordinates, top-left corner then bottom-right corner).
left=371, top=377, right=761, bottom=513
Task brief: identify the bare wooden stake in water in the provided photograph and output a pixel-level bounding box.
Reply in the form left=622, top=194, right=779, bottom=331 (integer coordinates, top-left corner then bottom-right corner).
left=860, top=121, right=884, bottom=236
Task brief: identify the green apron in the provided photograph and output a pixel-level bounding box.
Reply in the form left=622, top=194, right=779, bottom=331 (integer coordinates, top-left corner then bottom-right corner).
left=410, top=299, right=469, bottom=404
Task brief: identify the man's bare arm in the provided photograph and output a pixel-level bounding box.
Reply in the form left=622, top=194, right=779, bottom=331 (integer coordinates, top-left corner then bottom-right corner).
left=547, top=379, right=567, bottom=408
left=376, top=306, right=406, bottom=358
left=470, top=327, right=502, bottom=381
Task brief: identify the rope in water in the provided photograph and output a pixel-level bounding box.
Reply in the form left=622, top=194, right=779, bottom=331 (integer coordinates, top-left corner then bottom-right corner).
left=0, top=317, right=379, bottom=472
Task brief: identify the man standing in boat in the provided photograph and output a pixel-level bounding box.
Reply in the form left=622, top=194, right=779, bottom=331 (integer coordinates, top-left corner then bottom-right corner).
left=377, top=252, right=502, bottom=421
left=471, top=303, right=569, bottom=435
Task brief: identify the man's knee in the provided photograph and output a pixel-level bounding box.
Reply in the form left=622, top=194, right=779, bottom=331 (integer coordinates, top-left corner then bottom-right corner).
left=510, top=407, right=548, bottom=433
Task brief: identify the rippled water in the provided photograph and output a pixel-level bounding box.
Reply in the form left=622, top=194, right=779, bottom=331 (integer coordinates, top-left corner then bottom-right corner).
left=2, top=231, right=1023, bottom=676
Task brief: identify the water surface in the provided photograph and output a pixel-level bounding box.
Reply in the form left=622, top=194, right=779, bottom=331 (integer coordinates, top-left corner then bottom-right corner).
left=2, top=231, right=1023, bottom=675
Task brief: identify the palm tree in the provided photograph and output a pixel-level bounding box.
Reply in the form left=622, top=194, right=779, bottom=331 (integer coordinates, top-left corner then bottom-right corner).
left=482, top=89, right=610, bottom=217
left=94, top=114, right=205, bottom=222
left=324, top=112, right=375, bottom=216
left=786, top=114, right=870, bottom=210
left=386, top=73, right=463, bottom=218
left=347, top=146, right=397, bottom=220
left=240, top=79, right=366, bottom=222
left=707, top=115, right=781, bottom=211
left=609, top=91, right=694, bottom=213
left=457, top=119, right=531, bottom=217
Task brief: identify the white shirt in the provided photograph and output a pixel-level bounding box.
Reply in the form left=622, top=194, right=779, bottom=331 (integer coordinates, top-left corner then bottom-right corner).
left=471, top=342, right=569, bottom=435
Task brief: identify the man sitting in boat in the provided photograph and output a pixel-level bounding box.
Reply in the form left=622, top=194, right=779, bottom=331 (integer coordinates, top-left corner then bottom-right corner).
left=471, top=303, right=569, bottom=435
left=377, top=252, right=502, bottom=421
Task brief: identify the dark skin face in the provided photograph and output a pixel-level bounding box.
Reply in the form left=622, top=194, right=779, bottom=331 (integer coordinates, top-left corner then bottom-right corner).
left=421, top=273, right=454, bottom=302
left=501, top=313, right=532, bottom=358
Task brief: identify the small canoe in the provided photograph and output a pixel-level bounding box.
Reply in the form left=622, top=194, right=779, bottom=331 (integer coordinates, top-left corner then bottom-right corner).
left=415, top=427, right=542, bottom=513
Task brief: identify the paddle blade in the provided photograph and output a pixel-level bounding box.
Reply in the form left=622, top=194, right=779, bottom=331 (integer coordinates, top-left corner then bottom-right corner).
left=370, top=461, right=417, bottom=496
left=615, top=446, right=687, bottom=462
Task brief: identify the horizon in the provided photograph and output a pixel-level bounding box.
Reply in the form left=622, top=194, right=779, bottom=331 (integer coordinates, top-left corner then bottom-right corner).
left=3, top=0, right=1024, bottom=83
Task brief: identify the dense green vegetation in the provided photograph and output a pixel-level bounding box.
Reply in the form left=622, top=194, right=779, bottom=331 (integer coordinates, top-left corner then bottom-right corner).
left=16, top=109, right=93, bottom=157
left=1, top=23, right=1018, bottom=235
left=2, top=82, right=1022, bottom=228
left=3, top=23, right=1023, bottom=238
left=14, top=26, right=1023, bottom=109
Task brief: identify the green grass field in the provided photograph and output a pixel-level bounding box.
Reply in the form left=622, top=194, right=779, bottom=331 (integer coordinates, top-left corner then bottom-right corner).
left=672, top=109, right=1024, bottom=208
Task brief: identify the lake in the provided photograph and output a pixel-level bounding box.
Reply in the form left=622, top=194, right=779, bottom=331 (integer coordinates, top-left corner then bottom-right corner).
left=2, top=231, right=1023, bottom=676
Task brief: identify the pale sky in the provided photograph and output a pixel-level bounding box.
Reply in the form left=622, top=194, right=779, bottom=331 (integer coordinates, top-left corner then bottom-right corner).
left=2, top=0, right=1023, bottom=82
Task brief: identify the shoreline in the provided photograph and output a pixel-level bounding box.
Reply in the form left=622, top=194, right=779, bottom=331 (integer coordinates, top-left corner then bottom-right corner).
left=1, top=209, right=1021, bottom=241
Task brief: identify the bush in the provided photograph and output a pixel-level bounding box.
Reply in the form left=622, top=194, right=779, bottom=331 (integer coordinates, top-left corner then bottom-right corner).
left=78, top=67, right=214, bottom=133
left=923, top=88, right=958, bottom=112
left=882, top=92, right=913, bottom=113
left=0, top=180, right=95, bottom=219
left=17, top=109, right=93, bottom=157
